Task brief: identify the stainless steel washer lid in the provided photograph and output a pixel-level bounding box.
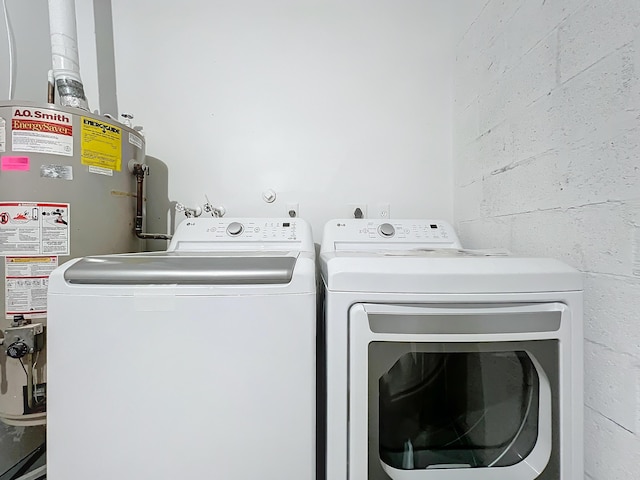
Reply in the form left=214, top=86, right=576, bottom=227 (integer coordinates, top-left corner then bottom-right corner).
left=63, top=253, right=298, bottom=285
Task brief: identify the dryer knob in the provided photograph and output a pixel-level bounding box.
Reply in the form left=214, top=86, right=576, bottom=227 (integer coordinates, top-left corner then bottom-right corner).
left=226, top=222, right=244, bottom=236
left=378, top=223, right=395, bottom=237
left=7, top=341, right=28, bottom=359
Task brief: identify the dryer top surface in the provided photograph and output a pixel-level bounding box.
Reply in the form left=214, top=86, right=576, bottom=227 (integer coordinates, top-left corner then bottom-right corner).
left=320, top=219, right=581, bottom=294
left=321, top=252, right=581, bottom=294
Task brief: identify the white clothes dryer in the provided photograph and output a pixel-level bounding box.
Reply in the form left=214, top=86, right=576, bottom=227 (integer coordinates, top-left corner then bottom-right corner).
left=319, top=219, right=583, bottom=480
left=47, top=218, right=316, bottom=480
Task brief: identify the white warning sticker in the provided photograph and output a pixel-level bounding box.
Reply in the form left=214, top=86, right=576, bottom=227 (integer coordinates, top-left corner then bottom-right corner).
left=0, top=117, right=5, bottom=152
left=0, top=202, right=70, bottom=255
left=5, top=256, right=57, bottom=320
left=11, top=107, right=73, bottom=156
left=129, top=132, right=143, bottom=149
left=88, top=165, right=113, bottom=176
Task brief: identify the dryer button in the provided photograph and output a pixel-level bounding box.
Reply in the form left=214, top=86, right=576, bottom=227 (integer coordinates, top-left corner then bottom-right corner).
left=378, top=223, right=395, bottom=237
left=226, top=222, right=244, bottom=236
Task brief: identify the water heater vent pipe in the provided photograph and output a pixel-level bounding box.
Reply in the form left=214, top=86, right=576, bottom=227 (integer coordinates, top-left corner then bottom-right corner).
left=48, top=0, right=88, bottom=110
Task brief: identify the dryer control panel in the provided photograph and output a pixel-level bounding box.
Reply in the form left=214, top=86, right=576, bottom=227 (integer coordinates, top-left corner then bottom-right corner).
left=320, top=219, right=462, bottom=252
left=168, top=218, right=314, bottom=253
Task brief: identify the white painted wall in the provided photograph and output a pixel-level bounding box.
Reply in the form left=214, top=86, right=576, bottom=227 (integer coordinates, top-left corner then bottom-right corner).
left=109, top=0, right=454, bottom=239
left=453, top=1, right=640, bottom=479
left=0, top=0, right=51, bottom=102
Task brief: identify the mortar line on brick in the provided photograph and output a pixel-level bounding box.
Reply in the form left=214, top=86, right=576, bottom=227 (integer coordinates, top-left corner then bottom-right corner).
left=520, top=86, right=556, bottom=112
left=506, top=28, right=561, bottom=80
left=477, top=86, right=555, bottom=136
left=585, top=272, right=638, bottom=282
left=477, top=5, right=575, bottom=84
left=455, top=94, right=479, bottom=114
left=457, top=179, right=478, bottom=188
left=585, top=405, right=635, bottom=435
left=558, top=0, right=591, bottom=29
left=583, top=338, right=612, bottom=351
left=455, top=0, right=491, bottom=47
left=555, top=27, right=561, bottom=87
left=455, top=1, right=591, bottom=106
left=476, top=117, right=510, bottom=140
left=482, top=200, right=625, bottom=220
left=489, top=149, right=556, bottom=176
left=565, top=200, right=625, bottom=211
left=584, top=270, right=640, bottom=283
left=554, top=0, right=593, bottom=88
left=558, top=41, right=634, bottom=88
left=583, top=338, right=639, bottom=359
left=463, top=2, right=526, bottom=68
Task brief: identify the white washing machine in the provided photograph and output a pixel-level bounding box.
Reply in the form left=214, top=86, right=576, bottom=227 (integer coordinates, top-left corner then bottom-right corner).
left=47, top=218, right=316, bottom=480
left=320, top=219, right=583, bottom=480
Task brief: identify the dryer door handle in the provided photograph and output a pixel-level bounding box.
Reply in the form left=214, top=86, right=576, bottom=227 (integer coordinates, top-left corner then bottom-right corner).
left=356, top=301, right=569, bottom=317
left=349, top=301, right=569, bottom=341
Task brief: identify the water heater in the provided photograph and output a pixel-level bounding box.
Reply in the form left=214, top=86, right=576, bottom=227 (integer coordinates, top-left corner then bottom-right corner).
left=0, top=101, right=145, bottom=426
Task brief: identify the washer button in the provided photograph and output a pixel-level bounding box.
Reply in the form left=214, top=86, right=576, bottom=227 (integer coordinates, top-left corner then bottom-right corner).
left=226, top=222, right=244, bottom=236
left=378, top=223, right=395, bottom=237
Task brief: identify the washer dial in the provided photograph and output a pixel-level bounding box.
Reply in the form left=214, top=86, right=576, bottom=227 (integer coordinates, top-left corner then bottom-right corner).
left=226, top=222, right=244, bottom=236
left=378, top=223, right=395, bottom=237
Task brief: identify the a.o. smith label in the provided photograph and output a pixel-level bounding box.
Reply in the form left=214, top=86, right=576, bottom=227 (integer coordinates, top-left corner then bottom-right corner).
left=11, top=108, right=73, bottom=156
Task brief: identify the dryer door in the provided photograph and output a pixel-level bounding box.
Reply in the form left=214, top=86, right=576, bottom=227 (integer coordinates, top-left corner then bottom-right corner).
left=348, top=303, right=565, bottom=480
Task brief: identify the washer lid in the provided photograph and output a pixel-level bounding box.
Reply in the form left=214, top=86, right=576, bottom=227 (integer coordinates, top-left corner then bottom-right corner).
left=64, top=252, right=298, bottom=285
left=321, top=253, right=582, bottom=293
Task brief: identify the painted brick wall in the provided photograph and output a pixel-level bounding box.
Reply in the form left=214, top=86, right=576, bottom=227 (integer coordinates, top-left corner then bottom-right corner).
left=453, top=1, right=640, bottom=479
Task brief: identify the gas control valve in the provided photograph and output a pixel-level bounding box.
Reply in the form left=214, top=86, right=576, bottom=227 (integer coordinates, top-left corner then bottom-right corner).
left=3, top=323, right=44, bottom=359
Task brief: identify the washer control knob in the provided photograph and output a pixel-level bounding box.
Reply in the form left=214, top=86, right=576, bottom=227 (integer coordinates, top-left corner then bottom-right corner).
left=378, top=223, right=395, bottom=238
left=226, top=222, right=244, bottom=236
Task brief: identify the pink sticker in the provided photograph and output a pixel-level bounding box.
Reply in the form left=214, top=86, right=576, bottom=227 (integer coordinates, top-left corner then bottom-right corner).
left=1, top=156, right=30, bottom=171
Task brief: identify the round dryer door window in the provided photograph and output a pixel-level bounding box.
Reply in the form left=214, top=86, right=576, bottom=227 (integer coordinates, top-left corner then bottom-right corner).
left=378, top=350, right=539, bottom=469
left=368, top=343, right=555, bottom=480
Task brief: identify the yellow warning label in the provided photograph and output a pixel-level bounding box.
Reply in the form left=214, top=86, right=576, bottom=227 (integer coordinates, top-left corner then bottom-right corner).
left=6, top=257, right=55, bottom=264
left=80, top=117, right=122, bottom=171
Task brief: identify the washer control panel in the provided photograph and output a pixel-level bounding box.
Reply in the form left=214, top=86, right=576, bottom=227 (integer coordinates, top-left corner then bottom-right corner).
left=320, top=219, right=462, bottom=252
left=168, top=218, right=313, bottom=253
left=178, top=219, right=298, bottom=240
